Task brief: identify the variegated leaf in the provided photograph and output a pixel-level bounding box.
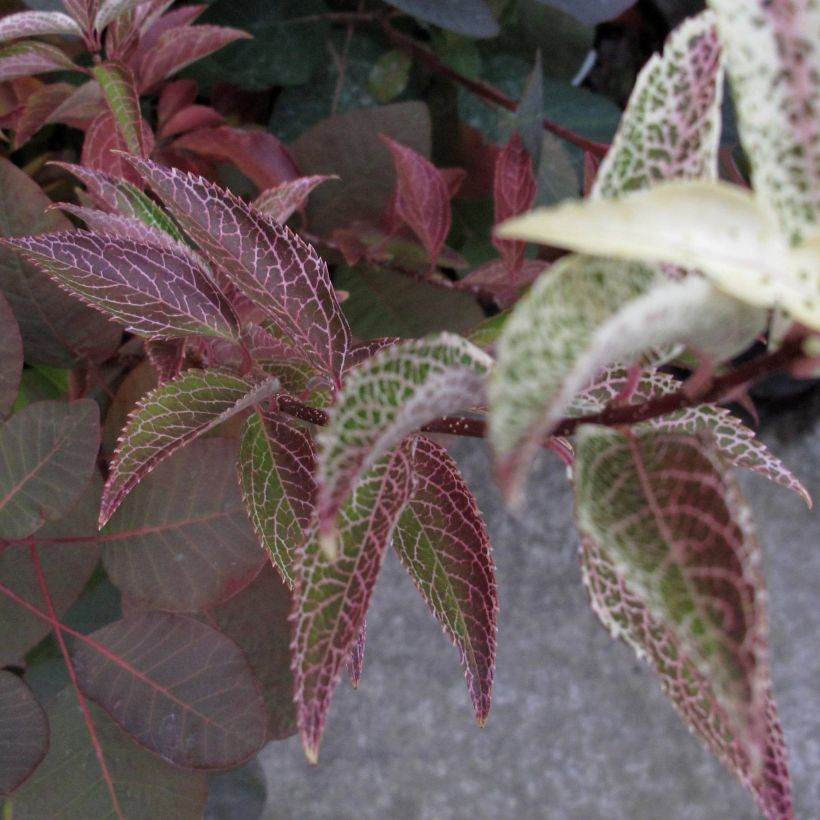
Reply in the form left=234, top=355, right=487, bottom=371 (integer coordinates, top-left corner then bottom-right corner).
left=497, top=180, right=820, bottom=331
left=393, top=437, right=497, bottom=725
left=125, top=157, right=351, bottom=382
left=3, top=231, right=237, bottom=341
left=580, top=534, right=792, bottom=819
left=707, top=0, right=820, bottom=244
left=489, top=254, right=765, bottom=502
left=92, top=62, right=147, bottom=157
left=575, top=428, right=771, bottom=767
left=0, top=40, right=78, bottom=82
left=253, top=176, right=336, bottom=225
left=317, top=332, right=492, bottom=538
left=593, top=11, right=724, bottom=198
left=292, top=445, right=415, bottom=763
left=238, top=411, right=317, bottom=588
left=571, top=367, right=811, bottom=507
left=0, top=11, right=82, bottom=42
left=101, top=369, right=280, bottom=525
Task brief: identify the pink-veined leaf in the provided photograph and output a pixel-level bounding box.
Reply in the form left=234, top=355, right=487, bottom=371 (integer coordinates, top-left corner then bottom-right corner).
left=317, top=332, right=492, bottom=540
left=10, top=687, right=207, bottom=819
left=393, top=436, right=497, bottom=725
left=238, top=411, right=316, bottom=588
left=0, top=399, right=99, bottom=539
left=158, top=103, right=224, bottom=139
left=4, top=231, right=238, bottom=343
left=342, top=337, right=400, bottom=375
left=93, top=0, right=145, bottom=33
left=125, top=156, right=351, bottom=382
left=47, top=79, right=103, bottom=127
left=167, top=126, right=299, bottom=191
left=492, top=134, right=537, bottom=275
left=0, top=40, right=79, bottom=82
left=580, top=532, right=792, bottom=818
left=0, top=10, right=82, bottom=42
left=253, top=176, right=337, bottom=226
left=61, top=0, right=98, bottom=33
left=0, top=292, right=22, bottom=419
left=72, top=611, right=267, bottom=768
left=12, top=81, right=74, bottom=149
left=136, top=3, right=204, bottom=53
left=380, top=135, right=452, bottom=266
left=574, top=427, right=773, bottom=770
left=92, top=62, right=147, bottom=157
left=100, top=369, right=279, bottom=526
left=0, top=475, right=100, bottom=667
left=137, top=25, right=250, bottom=92
left=102, top=438, right=266, bottom=612
left=346, top=621, right=366, bottom=689
left=455, top=258, right=546, bottom=309
left=145, top=338, right=184, bottom=382
left=81, top=108, right=153, bottom=185
left=571, top=367, right=811, bottom=507
left=0, top=671, right=48, bottom=795
left=211, top=563, right=297, bottom=741
left=292, top=444, right=415, bottom=763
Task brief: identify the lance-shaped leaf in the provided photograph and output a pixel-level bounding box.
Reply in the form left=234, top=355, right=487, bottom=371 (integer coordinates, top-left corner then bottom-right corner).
left=94, top=0, right=144, bottom=32
left=72, top=612, right=267, bottom=768
left=125, top=157, right=351, bottom=382
left=393, top=437, right=497, bottom=725
left=489, top=254, right=764, bottom=502
left=0, top=672, right=48, bottom=795
left=0, top=399, right=99, bottom=539
left=346, top=621, right=366, bottom=689
left=571, top=367, right=811, bottom=507
left=93, top=62, right=147, bottom=157
left=579, top=533, right=791, bottom=819
left=253, top=176, right=336, bottom=226
left=0, top=292, right=22, bottom=419
left=4, top=231, right=238, bottom=342
left=292, top=445, right=414, bottom=763
left=707, top=0, right=820, bottom=243
left=593, top=11, right=724, bottom=199
left=496, top=181, right=820, bottom=330
left=574, top=428, right=771, bottom=763
left=0, top=41, right=78, bottom=82
left=101, top=370, right=279, bottom=526
left=12, top=81, right=74, bottom=149
left=381, top=135, right=452, bottom=266
left=81, top=108, right=154, bottom=186
left=137, top=25, right=251, bottom=92
left=102, top=438, right=266, bottom=612
left=492, top=134, right=537, bottom=275
left=0, top=11, right=82, bottom=42
left=317, top=332, right=492, bottom=535
left=11, top=688, right=207, bottom=819
left=238, top=411, right=316, bottom=588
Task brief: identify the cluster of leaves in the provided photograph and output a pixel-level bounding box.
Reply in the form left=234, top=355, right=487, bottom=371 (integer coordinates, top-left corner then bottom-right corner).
left=0, top=0, right=817, bottom=818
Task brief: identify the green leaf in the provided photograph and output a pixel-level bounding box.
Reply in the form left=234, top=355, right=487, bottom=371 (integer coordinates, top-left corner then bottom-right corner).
left=382, top=0, right=500, bottom=38
left=0, top=399, right=99, bottom=539
left=369, top=49, right=412, bottom=104
left=238, top=411, right=316, bottom=588
left=92, top=62, right=147, bottom=158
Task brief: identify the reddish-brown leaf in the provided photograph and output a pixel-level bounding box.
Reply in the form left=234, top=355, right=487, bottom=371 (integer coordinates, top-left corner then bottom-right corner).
left=81, top=107, right=154, bottom=186
left=158, top=104, right=224, bottom=139
left=12, top=81, right=74, bottom=149
left=0, top=292, right=22, bottom=419
left=0, top=41, right=78, bottom=83
left=0, top=671, right=48, bottom=795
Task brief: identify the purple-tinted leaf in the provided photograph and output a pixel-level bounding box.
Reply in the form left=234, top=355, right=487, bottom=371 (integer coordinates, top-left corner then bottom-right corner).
left=0, top=11, right=82, bottom=42
left=211, top=563, right=297, bottom=741
left=0, top=671, right=48, bottom=795
left=145, top=338, right=184, bottom=382
left=94, top=0, right=144, bottom=33
left=342, top=338, right=400, bottom=374
left=0, top=40, right=78, bottom=83
left=346, top=621, right=366, bottom=689
left=381, top=0, right=499, bottom=38
left=253, top=176, right=336, bottom=226
left=101, top=369, right=279, bottom=526
left=102, top=438, right=266, bottom=612
left=581, top=533, right=792, bottom=818
left=317, top=333, right=491, bottom=537
left=11, top=687, right=207, bottom=819
left=81, top=108, right=153, bottom=186
left=47, top=79, right=103, bottom=127
left=137, top=25, right=250, bottom=92
left=0, top=399, right=99, bottom=539
left=455, top=258, right=545, bottom=309
left=492, top=134, right=537, bottom=275
left=238, top=411, right=316, bottom=588
left=0, top=474, right=100, bottom=667
left=381, top=135, right=452, bottom=266
left=157, top=78, right=197, bottom=124
left=12, top=81, right=74, bottom=149
left=61, top=0, right=98, bottom=33
left=73, top=612, right=267, bottom=769
left=293, top=444, right=414, bottom=762
left=4, top=231, right=238, bottom=343
left=158, top=103, right=224, bottom=139
left=0, top=292, right=22, bottom=419
left=393, top=437, right=496, bottom=725
left=125, top=157, right=351, bottom=382
left=92, top=62, right=147, bottom=157
left=575, top=428, right=773, bottom=768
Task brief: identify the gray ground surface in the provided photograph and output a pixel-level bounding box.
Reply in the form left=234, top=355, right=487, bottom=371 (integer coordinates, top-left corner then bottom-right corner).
left=259, top=397, right=820, bottom=819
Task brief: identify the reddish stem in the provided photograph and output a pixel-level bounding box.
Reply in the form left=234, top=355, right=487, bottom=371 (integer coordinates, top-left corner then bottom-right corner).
left=27, top=543, right=125, bottom=820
